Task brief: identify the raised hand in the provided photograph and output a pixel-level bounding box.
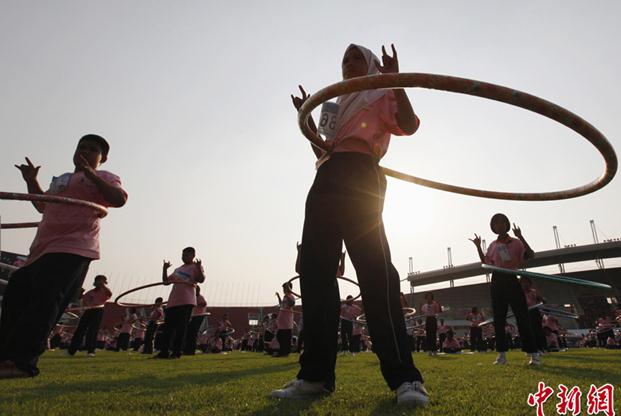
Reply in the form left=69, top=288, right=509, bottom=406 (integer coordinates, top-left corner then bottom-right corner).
left=512, top=223, right=523, bottom=239
left=195, top=258, right=202, bottom=268
left=469, top=233, right=482, bottom=247
left=76, top=155, right=98, bottom=178
left=291, top=85, right=310, bottom=111
left=163, top=260, right=172, bottom=270
left=374, top=44, right=400, bottom=74
left=14, top=157, right=41, bottom=182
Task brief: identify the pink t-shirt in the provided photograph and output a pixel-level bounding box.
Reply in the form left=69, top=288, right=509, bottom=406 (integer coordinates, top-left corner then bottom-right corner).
left=192, top=294, right=207, bottom=316
left=523, top=288, right=539, bottom=307
left=120, top=313, right=137, bottom=334
left=166, top=263, right=204, bottom=308
left=26, top=170, right=126, bottom=266
left=82, top=287, right=111, bottom=308
left=546, top=332, right=559, bottom=348
left=485, top=237, right=526, bottom=270
left=352, top=322, right=362, bottom=336
left=133, top=327, right=145, bottom=339
left=277, top=293, right=295, bottom=330
left=543, top=315, right=559, bottom=331
left=330, top=91, right=418, bottom=159
left=466, top=312, right=484, bottom=327
left=421, top=301, right=441, bottom=317
left=443, top=338, right=461, bottom=350
left=341, top=303, right=362, bottom=321
left=438, top=325, right=450, bottom=335
left=149, top=306, right=164, bottom=321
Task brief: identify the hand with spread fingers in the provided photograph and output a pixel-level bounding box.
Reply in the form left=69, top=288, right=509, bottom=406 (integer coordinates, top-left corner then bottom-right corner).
left=291, top=85, right=310, bottom=112
left=15, top=157, right=41, bottom=182
left=469, top=233, right=482, bottom=247
left=374, top=44, right=400, bottom=74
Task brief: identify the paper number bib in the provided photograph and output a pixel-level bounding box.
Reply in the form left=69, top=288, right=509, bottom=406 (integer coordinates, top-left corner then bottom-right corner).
left=318, top=102, right=339, bottom=139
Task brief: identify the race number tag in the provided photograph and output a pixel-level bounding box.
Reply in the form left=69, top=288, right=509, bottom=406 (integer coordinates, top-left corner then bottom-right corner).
left=49, top=173, right=72, bottom=194
left=318, top=101, right=339, bottom=140
left=497, top=244, right=512, bottom=262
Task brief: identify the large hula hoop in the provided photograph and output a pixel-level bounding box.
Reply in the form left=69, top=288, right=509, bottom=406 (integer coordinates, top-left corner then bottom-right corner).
left=356, top=307, right=416, bottom=326
left=286, top=275, right=361, bottom=301
left=482, top=264, right=612, bottom=290
left=0, top=191, right=108, bottom=218
left=298, top=73, right=617, bottom=201
left=115, top=281, right=198, bottom=307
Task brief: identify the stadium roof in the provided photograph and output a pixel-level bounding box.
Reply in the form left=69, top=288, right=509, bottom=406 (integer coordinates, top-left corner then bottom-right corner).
left=407, top=241, right=621, bottom=286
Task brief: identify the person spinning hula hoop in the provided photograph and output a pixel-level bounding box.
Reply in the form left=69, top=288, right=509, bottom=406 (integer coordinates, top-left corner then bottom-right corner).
left=67, top=274, right=112, bottom=357
left=470, top=213, right=541, bottom=366
left=155, top=246, right=205, bottom=359
left=271, top=43, right=428, bottom=406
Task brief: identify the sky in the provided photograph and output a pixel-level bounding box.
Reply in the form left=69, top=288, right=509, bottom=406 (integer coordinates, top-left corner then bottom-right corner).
left=1, top=1, right=620, bottom=306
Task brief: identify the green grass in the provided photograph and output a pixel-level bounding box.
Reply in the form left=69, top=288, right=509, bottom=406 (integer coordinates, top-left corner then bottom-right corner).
left=1, top=349, right=619, bottom=415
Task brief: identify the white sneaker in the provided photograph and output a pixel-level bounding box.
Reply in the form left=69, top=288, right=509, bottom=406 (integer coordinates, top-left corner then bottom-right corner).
left=87, top=353, right=96, bottom=357
left=270, top=379, right=330, bottom=399
left=528, top=352, right=541, bottom=366
left=396, top=381, right=429, bottom=406
left=493, top=352, right=507, bottom=365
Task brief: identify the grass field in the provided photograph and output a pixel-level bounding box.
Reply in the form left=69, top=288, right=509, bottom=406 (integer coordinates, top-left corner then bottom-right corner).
left=1, top=349, right=619, bottom=416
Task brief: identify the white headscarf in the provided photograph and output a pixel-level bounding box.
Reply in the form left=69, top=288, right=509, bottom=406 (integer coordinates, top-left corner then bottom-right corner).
left=335, top=44, right=389, bottom=133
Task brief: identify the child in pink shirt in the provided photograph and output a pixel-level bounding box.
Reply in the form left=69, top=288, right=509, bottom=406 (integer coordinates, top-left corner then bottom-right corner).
left=68, top=274, right=112, bottom=356
left=0, top=135, right=127, bottom=378
left=117, top=308, right=138, bottom=352
left=421, top=293, right=442, bottom=356
left=520, top=277, right=546, bottom=352
left=155, top=247, right=205, bottom=359
left=442, top=330, right=462, bottom=354
left=273, top=44, right=427, bottom=406
left=184, top=286, right=208, bottom=355
left=340, top=295, right=363, bottom=353
left=274, top=282, right=296, bottom=357
left=470, top=214, right=539, bottom=366
left=142, top=297, right=164, bottom=355
left=466, top=306, right=485, bottom=352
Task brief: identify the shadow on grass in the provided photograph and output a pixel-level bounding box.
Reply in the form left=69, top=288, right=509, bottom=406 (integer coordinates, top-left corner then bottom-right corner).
left=247, top=395, right=330, bottom=416
left=5, top=360, right=298, bottom=405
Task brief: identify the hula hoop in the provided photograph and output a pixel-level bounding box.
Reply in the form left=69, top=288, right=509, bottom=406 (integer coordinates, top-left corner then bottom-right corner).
left=356, top=307, right=415, bottom=326
left=61, top=311, right=79, bottom=320
left=286, top=275, right=361, bottom=301
left=298, top=73, right=617, bottom=201
left=0, top=222, right=39, bottom=229
left=478, top=302, right=543, bottom=327
left=132, top=321, right=147, bottom=330
left=482, top=264, right=613, bottom=290
left=218, top=328, right=235, bottom=337
left=0, top=192, right=108, bottom=222
left=114, top=281, right=196, bottom=308
left=65, top=305, right=105, bottom=314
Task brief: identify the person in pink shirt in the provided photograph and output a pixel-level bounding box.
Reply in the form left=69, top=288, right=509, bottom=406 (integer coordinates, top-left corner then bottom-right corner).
left=437, top=319, right=450, bottom=353
left=68, top=274, right=112, bottom=356
left=273, top=44, right=427, bottom=407
left=0, top=135, right=127, bottom=379
left=132, top=322, right=146, bottom=352
left=217, top=314, right=234, bottom=353
left=184, top=286, right=207, bottom=355
left=470, top=214, right=539, bottom=366
left=465, top=306, right=485, bottom=352
left=594, top=314, right=614, bottom=347
left=442, top=330, right=462, bottom=354
left=340, top=295, right=363, bottom=354
left=117, top=308, right=138, bottom=352
left=155, top=247, right=205, bottom=359
left=421, top=293, right=442, bottom=356
left=142, top=297, right=164, bottom=355
left=274, top=282, right=296, bottom=357
left=520, top=277, right=546, bottom=353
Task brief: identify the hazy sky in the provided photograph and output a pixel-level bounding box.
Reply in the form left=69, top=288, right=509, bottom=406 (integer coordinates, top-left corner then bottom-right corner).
left=1, top=1, right=620, bottom=306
